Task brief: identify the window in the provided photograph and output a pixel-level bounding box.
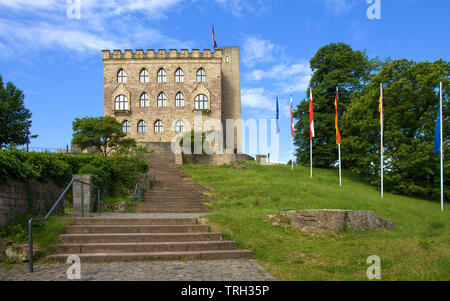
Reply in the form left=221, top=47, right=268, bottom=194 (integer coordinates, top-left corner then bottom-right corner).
left=174, top=68, right=184, bottom=82
left=175, top=120, right=185, bottom=133
left=140, top=93, right=149, bottom=107
left=157, top=68, right=166, bottom=83
left=154, top=120, right=163, bottom=133
left=140, top=69, right=149, bottom=83
left=196, top=68, right=206, bottom=82
left=175, top=92, right=184, bottom=107
left=117, top=69, right=127, bottom=83
left=225, top=56, right=229, bottom=63
left=115, top=95, right=128, bottom=110
left=137, top=120, right=146, bottom=133
left=157, top=92, right=167, bottom=107
left=122, top=120, right=130, bottom=133
left=194, top=94, right=208, bottom=110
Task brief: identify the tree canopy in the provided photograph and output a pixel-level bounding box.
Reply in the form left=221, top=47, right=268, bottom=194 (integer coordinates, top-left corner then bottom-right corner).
left=72, top=116, right=137, bottom=156
left=293, top=43, right=373, bottom=168
left=0, top=75, right=36, bottom=147
left=293, top=42, right=449, bottom=200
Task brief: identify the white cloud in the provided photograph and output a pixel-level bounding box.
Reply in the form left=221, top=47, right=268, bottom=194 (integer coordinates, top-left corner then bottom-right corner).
left=0, top=0, right=190, bottom=56
left=242, top=36, right=279, bottom=67
left=213, top=0, right=267, bottom=17
left=247, top=61, right=311, bottom=81
left=241, top=87, right=273, bottom=110
left=323, top=0, right=357, bottom=16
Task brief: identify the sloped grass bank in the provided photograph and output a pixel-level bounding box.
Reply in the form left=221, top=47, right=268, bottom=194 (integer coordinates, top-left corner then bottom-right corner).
left=182, top=163, right=449, bottom=281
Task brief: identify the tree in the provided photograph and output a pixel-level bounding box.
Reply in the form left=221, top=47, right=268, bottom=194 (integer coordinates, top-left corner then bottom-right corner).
left=343, top=59, right=449, bottom=199
left=0, top=75, right=37, bottom=147
left=293, top=43, right=372, bottom=168
left=72, top=116, right=137, bottom=156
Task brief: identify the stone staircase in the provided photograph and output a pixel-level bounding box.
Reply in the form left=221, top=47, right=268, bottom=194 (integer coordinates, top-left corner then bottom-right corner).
left=48, top=153, right=252, bottom=262
left=48, top=217, right=252, bottom=262
left=136, top=154, right=210, bottom=213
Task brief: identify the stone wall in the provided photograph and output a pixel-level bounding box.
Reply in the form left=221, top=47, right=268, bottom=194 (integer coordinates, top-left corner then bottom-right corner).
left=181, top=154, right=254, bottom=165
left=0, top=181, right=65, bottom=230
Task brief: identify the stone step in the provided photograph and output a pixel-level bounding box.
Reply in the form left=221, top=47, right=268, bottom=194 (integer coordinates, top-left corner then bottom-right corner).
left=145, top=192, right=207, bottom=197
left=136, top=204, right=209, bottom=211
left=59, top=232, right=223, bottom=243
left=47, top=250, right=253, bottom=263
left=136, top=208, right=210, bottom=213
left=143, top=198, right=209, bottom=203
left=69, top=217, right=198, bottom=226
left=64, top=224, right=210, bottom=234
left=54, top=241, right=237, bottom=253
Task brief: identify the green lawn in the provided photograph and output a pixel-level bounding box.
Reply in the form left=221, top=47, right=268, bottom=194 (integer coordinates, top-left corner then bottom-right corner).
left=181, top=162, right=449, bottom=281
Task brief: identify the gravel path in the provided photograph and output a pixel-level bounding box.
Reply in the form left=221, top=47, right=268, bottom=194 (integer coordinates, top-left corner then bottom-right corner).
left=0, top=259, right=276, bottom=281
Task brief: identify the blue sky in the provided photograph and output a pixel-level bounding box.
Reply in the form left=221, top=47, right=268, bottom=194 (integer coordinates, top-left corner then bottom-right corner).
left=0, top=0, right=448, bottom=162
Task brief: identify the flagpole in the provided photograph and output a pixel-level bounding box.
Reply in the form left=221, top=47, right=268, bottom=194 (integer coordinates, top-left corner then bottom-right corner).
left=310, top=139, right=313, bottom=178
left=276, top=91, right=280, bottom=165
left=291, top=89, right=294, bottom=171
left=440, top=81, right=443, bottom=211
left=381, top=83, right=384, bottom=199
left=337, top=87, right=342, bottom=187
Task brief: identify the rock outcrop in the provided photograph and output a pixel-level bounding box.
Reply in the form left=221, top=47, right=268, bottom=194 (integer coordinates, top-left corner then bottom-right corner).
left=281, top=210, right=395, bottom=232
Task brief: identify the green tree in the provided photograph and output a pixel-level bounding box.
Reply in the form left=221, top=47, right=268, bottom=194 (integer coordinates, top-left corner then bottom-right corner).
left=72, top=116, right=137, bottom=156
left=0, top=75, right=37, bottom=147
left=293, top=43, right=372, bottom=168
left=342, top=59, right=449, bottom=199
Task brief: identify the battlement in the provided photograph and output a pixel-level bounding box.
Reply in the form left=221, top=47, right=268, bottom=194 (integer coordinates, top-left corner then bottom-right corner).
left=102, top=48, right=223, bottom=60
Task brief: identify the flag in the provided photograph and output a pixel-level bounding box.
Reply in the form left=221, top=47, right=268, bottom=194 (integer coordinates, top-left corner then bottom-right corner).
left=309, top=88, right=315, bottom=140
left=379, top=94, right=385, bottom=151
left=334, top=91, right=341, bottom=144
left=276, top=96, right=280, bottom=134
left=434, top=97, right=441, bottom=154
left=212, top=26, right=218, bottom=48
left=290, top=95, right=295, bottom=137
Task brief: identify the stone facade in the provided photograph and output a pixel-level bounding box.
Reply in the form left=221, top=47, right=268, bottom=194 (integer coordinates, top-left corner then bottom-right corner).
left=102, top=47, right=242, bottom=153
left=0, top=181, right=64, bottom=230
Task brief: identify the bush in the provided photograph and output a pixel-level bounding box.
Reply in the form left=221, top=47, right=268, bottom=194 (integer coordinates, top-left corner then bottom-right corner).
left=0, top=148, right=149, bottom=197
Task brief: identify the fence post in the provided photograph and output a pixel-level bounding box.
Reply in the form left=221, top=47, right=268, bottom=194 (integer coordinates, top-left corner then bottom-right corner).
left=97, top=188, right=101, bottom=214
left=28, top=220, right=33, bottom=273
left=81, top=183, right=84, bottom=218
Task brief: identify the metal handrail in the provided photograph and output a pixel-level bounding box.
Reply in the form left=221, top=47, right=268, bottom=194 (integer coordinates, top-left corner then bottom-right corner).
left=132, top=171, right=154, bottom=213
left=28, top=178, right=100, bottom=273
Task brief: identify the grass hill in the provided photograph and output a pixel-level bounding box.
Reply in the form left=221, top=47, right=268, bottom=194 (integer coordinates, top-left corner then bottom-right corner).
left=182, top=161, right=449, bottom=281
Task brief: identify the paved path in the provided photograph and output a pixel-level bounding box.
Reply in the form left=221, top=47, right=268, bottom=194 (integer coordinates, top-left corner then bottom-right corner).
left=0, top=259, right=276, bottom=281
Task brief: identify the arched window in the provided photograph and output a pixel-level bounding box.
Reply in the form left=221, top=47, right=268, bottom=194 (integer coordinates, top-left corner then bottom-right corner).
left=122, top=120, right=130, bottom=133
left=117, top=69, right=127, bottom=83
left=157, top=68, right=166, bottom=83
left=140, top=69, right=149, bottom=83
left=175, top=92, right=184, bottom=107
left=154, top=120, right=163, bottom=133
left=115, top=95, right=128, bottom=110
left=175, top=68, right=184, bottom=82
left=175, top=120, right=185, bottom=133
left=140, top=93, right=149, bottom=107
left=194, top=94, right=208, bottom=110
left=157, top=92, right=167, bottom=107
left=196, top=68, right=206, bottom=82
left=137, top=120, right=146, bottom=133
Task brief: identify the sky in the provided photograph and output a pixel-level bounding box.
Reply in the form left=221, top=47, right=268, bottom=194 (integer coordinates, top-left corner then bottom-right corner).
left=0, top=0, right=448, bottom=162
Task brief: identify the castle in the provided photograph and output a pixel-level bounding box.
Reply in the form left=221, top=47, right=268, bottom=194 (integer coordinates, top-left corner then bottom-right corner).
left=102, top=47, right=242, bottom=153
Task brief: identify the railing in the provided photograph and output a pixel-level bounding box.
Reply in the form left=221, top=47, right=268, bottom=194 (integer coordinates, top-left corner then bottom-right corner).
left=28, top=178, right=100, bottom=273
left=132, top=169, right=156, bottom=213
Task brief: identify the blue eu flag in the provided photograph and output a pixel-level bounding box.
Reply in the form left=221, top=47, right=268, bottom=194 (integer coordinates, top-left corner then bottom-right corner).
left=276, top=96, right=280, bottom=133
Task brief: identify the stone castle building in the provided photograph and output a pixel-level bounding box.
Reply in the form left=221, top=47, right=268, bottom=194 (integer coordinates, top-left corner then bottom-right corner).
left=102, top=47, right=242, bottom=153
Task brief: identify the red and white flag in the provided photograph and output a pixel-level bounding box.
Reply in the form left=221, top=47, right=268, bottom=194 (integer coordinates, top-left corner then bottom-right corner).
left=309, top=88, right=315, bottom=139
left=290, top=95, right=295, bottom=137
